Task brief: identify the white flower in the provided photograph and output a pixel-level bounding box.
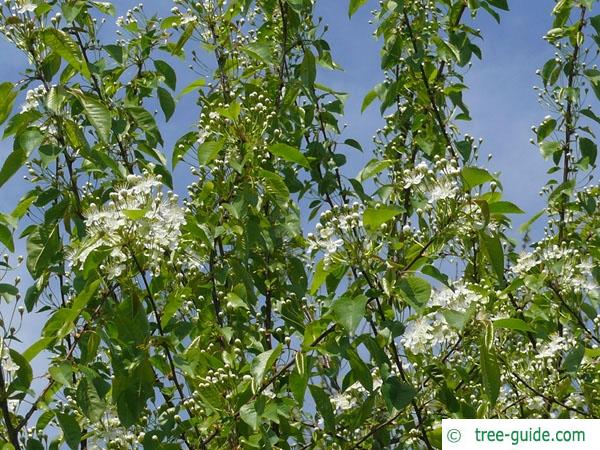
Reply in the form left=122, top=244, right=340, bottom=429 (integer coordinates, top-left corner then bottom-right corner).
left=403, top=171, right=425, bottom=188
left=401, top=317, right=433, bottom=354
left=536, top=334, right=566, bottom=359
left=512, top=252, right=538, bottom=274
left=428, top=179, right=458, bottom=203
left=180, top=14, right=197, bottom=25
left=331, top=392, right=355, bottom=411
left=7, top=400, right=19, bottom=413
left=68, top=173, right=185, bottom=279
left=17, top=1, right=36, bottom=13
left=1, top=341, right=19, bottom=375
left=20, top=85, right=46, bottom=112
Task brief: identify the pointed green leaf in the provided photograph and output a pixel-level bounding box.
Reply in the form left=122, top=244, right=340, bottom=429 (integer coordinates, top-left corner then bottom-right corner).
left=397, top=276, right=431, bottom=311
left=363, top=206, right=402, bottom=229
left=157, top=87, right=175, bottom=121
left=178, top=78, right=206, bottom=98
left=349, top=0, right=368, bottom=17
left=268, top=143, right=309, bottom=168
left=381, top=377, right=417, bottom=412
left=197, top=140, right=224, bottom=165
left=56, top=413, right=81, bottom=450
left=154, top=60, right=177, bottom=90
left=332, top=294, right=368, bottom=333
left=309, top=385, right=335, bottom=432
left=41, top=29, right=90, bottom=79
left=74, top=92, right=111, bottom=143
left=0, top=82, right=18, bottom=125
left=251, top=344, right=282, bottom=388
left=480, top=322, right=500, bottom=406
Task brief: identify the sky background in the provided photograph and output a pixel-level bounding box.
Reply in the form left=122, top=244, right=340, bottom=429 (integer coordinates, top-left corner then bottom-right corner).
left=0, top=1, right=580, bottom=356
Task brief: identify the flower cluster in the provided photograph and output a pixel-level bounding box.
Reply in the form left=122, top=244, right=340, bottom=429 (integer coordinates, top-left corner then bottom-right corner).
left=306, top=203, right=365, bottom=268
left=511, top=241, right=598, bottom=296
left=69, top=172, right=185, bottom=279
left=1, top=338, right=18, bottom=376
left=401, top=283, right=485, bottom=355
left=20, top=84, right=45, bottom=112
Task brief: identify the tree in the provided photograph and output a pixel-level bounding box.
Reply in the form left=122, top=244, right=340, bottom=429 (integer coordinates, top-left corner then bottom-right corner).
left=0, top=0, right=598, bottom=448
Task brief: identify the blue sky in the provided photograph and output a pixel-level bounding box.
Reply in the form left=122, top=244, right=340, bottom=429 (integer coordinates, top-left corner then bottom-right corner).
left=0, top=1, right=574, bottom=351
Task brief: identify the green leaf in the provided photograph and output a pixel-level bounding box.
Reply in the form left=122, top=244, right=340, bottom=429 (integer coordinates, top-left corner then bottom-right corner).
left=397, top=276, right=431, bottom=311
left=56, top=413, right=81, bottom=450
left=104, top=44, right=124, bottom=63
left=197, top=140, right=224, bottom=165
left=244, top=41, right=274, bottom=64
left=7, top=350, right=32, bottom=393
left=289, top=354, right=310, bottom=406
left=161, top=290, right=186, bottom=328
left=363, top=206, right=401, bottom=229
left=332, top=294, right=368, bottom=333
left=0, top=82, right=17, bottom=126
left=42, top=309, right=77, bottom=339
left=217, top=101, right=241, bottom=121
left=357, top=159, right=393, bottom=182
left=563, top=344, right=584, bottom=373
left=251, top=344, right=282, bottom=388
left=442, top=309, right=470, bottom=330
left=178, top=78, right=206, bottom=98
left=480, top=322, right=500, bottom=407
left=540, top=141, right=561, bottom=159
left=268, top=143, right=309, bottom=168
left=91, top=1, right=116, bottom=15
left=309, top=385, right=335, bottom=432
left=122, top=209, right=146, bottom=220
left=173, top=22, right=195, bottom=55
left=479, top=232, right=504, bottom=281
left=113, top=359, right=155, bottom=427
left=154, top=60, right=177, bottom=90
left=172, top=131, right=197, bottom=169
left=77, top=377, right=104, bottom=422
left=346, top=347, right=373, bottom=391
left=537, top=118, right=556, bottom=142
left=3, top=110, right=42, bottom=139
left=127, top=106, right=162, bottom=146
left=361, top=89, right=378, bottom=112
left=349, top=0, right=368, bottom=17
left=487, top=201, right=525, bottom=214
left=462, top=166, right=496, bottom=189
left=344, top=138, right=363, bottom=152
left=259, top=169, right=289, bottom=203
left=488, top=0, right=509, bottom=10
left=74, top=92, right=111, bottom=143
left=381, top=377, right=417, bottom=412
left=0, top=283, right=18, bottom=301
left=26, top=440, right=44, bottom=450
left=41, top=29, right=90, bottom=79
left=549, top=179, right=575, bottom=204
left=71, top=279, right=100, bottom=313
left=0, top=147, right=27, bottom=189
left=580, top=137, right=597, bottom=165
left=300, top=49, right=316, bottom=86
left=27, top=224, right=60, bottom=278
left=240, top=402, right=260, bottom=431
left=49, top=364, right=73, bottom=386
left=310, top=259, right=328, bottom=295
left=157, top=87, right=175, bottom=121
left=23, top=337, right=54, bottom=361
left=0, top=223, right=14, bottom=252
left=16, top=128, right=44, bottom=154
left=493, top=318, right=534, bottom=333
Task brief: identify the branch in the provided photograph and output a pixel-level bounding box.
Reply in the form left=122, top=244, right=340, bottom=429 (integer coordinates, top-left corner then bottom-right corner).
left=0, top=367, right=21, bottom=449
